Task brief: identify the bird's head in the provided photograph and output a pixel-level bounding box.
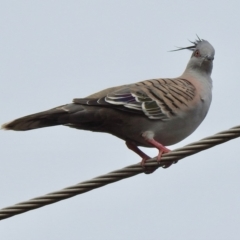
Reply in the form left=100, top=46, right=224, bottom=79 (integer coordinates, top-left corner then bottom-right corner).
left=172, top=36, right=215, bottom=76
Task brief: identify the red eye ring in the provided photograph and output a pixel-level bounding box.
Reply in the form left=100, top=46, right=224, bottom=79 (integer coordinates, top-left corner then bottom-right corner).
left=194, top=50, right=201, bottom=57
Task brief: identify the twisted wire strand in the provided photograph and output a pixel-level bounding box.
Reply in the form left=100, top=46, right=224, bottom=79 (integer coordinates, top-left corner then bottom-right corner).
left=1, top=125, right=240, bottom=221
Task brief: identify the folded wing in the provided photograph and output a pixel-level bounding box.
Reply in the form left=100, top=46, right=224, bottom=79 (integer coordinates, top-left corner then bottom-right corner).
left=73, top=78, right=196, bottom=120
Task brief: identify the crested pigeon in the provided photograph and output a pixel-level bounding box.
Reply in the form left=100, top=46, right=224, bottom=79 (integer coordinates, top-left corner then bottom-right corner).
left=2, top=38, right=215, bottom=171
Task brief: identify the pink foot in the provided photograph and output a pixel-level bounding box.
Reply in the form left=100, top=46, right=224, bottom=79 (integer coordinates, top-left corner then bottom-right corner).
left=125, top=137, right=177, bottom=172
left=144, top=138, right=176, bottom=168
left=125, top=141, right=157, bottom=174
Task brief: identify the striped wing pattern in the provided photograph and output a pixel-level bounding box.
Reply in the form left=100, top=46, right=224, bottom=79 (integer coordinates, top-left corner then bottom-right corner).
left=74, top=78, right=195, bottom=120
left=105, top=78, right=195, bottom=120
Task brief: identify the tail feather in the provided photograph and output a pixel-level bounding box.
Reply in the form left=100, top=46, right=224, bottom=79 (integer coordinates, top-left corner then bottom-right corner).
left=1, top=106, right=69, bottom=131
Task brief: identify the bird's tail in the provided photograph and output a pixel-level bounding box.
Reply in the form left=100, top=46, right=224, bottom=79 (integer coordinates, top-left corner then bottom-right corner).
left=1, top=105, right=70, bottom=131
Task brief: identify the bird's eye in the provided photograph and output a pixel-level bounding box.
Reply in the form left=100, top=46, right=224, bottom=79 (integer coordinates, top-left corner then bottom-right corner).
left=194, top=50, right=201, bottom=57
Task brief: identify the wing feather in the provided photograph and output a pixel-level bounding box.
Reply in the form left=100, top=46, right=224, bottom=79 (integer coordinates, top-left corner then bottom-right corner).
left=73, top=78, right=196, bottom=120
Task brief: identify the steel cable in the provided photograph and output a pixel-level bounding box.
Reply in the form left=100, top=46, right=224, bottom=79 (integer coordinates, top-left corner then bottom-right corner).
left=1, top=125, right=240, bottom=221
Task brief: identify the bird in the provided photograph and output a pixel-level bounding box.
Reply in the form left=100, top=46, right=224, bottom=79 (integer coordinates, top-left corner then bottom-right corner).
left=2, top=37, right=215, bottom=172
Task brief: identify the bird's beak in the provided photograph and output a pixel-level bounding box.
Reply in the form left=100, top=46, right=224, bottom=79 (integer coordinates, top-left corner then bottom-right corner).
left=200, top=55, right=214, bottom=66
left=205, top=55, right=214, bottom=61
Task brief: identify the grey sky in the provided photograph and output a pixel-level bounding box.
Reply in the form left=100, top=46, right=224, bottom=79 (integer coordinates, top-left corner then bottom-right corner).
left=1, top=1, right=240, bottom=239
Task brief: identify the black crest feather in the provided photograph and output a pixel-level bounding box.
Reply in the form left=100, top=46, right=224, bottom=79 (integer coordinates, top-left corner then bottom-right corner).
left=170, top=35, right=203, bottom=52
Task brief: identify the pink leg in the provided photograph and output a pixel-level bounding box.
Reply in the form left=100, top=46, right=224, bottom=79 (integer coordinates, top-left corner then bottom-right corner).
left=126, top=137, right=176, bottom=171
left=145, top=138, right=170, bottom=161
left=125, top=141, right=150, bottom=165
left=125, top=141, right=156, bottom=174
left=144, top=138, right=174, bottom=168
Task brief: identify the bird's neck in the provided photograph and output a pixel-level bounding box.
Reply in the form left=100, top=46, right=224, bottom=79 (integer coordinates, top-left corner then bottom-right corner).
left=185, top=61, right=213, bottom=77
left=181, top=67, right=213, bottom=88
